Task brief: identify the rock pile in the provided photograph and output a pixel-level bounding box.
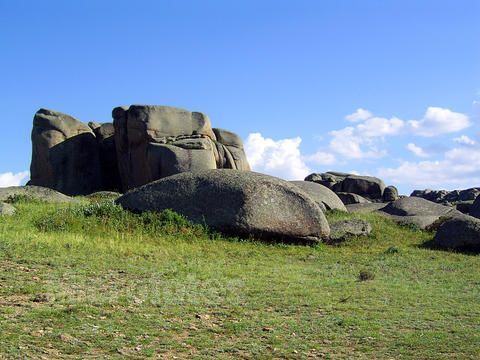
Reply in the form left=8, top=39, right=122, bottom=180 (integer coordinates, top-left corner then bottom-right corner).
left=304, top=172, right=399, bottom=204
left=29, top=106, right=250, bottom=195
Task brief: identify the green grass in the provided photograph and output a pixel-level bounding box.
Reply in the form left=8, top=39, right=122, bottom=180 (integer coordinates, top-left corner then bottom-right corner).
left=0, top=200, right=479, bottom=359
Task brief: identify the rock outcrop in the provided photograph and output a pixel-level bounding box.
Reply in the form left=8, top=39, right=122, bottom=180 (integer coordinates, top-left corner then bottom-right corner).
left=411, top=188, right=480, bottom=205
left=29, top=106, right=250, bottom=195
left=305, top=172, right=387, bottom=201
left=379, top=197, right=460, bottom=229
left=117, top=170, right=330, bottom=244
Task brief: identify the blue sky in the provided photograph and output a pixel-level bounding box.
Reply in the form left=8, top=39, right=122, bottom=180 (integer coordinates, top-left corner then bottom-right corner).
left=1, top=0, right=479, bottom=194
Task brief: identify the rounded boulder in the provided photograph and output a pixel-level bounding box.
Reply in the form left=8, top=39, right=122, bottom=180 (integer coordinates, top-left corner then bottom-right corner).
left=290, top=181, right=346, bottom=212
left=117, top=170, right=330, bottom=244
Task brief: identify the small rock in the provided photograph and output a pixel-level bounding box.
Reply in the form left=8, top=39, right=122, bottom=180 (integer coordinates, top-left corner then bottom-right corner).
left=328, top=219, right=372, bottom=243
left=0, top=202, right=16, bottom=216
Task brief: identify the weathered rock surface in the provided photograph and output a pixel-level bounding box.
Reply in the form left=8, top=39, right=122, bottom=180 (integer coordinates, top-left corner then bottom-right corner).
left=383, top=186, right=399, bottom=202
left=0, top=202, right=16, bottom=216
left=379, top=197, right=459, bottom=229
left=305, top=172, right=385, bottom=200
left=113, top=105, right=219, bottom=191
left=290, top=181, right=346, bottom=212
left=29, top=106, right=251, bottom=195
left=0, top=186, right=73, bottom=203
left=432, top=214, right=480, bottom=250
left=337, top=192, right=370, bottom=205
left=117, top=170, right=330, bottom=244
left=29, top=109, right=102, bottom=195
left=212, top=128, right=251, bottom=171
left=328, top=219, right=372, bottom=243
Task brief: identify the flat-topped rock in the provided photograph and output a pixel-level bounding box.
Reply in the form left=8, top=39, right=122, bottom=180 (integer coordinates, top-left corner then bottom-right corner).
left=379, top=197, right=460, bottom=229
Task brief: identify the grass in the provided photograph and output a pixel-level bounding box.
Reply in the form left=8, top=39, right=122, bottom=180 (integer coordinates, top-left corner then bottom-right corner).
left=0, top=199, right=479, bottom=359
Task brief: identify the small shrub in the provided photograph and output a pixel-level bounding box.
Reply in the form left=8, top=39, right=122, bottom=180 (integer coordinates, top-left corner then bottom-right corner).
left=358, top=270, right=375, bottom=282
left=5, top=194, right=42, bottom=204
left=385, top=246, right=400, bottom=254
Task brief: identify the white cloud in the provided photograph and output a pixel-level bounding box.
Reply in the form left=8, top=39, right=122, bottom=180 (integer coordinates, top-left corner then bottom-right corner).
left=304, top=151, right=336, bottom=165
left=406, top=143, right=429, bottom=157
left=453, top=135, right=476, bottom=145
left=326, top=106, right=470, bottom=161
left=0, top=171, right=29, bottom=188
left=407, top=107, right=471, bottom=137
left=244, top=133, right=311, bottom=180
left=356, top=116, right=405, bottom=137
left=345, top=108, right=372, bottom=122
left=378, top=146, right=480, bottom=189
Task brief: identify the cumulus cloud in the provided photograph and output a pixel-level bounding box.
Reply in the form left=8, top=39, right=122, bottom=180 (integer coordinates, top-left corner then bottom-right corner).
left=328, top=127, right=386, bottom=160
left=378, top=146, right=480, bottom=189
left=328, top=106, right=470, bottom=161
left=244, top=133, right=312, bottom=180
left=407, top=107, right=471, bottom=137
left=406, top=143, right=429, bottom=157
left=0, top=171, right=29, bottom=188
left=453, top=135, right=476, bottom=145
left=304, top=151, right=336, bottom=165
left=345, top=108, right=372, bottom=122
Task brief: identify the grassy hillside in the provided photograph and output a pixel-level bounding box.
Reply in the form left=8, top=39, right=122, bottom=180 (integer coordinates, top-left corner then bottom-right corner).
left=0, top=198, right=479, bottom=359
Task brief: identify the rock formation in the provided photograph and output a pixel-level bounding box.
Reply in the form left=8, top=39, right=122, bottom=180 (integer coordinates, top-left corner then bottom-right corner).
left=304, top=172, right=390, bottom=202
left=29, top=106, right=250, bottom=195
left=411, top=188, right=480, bottom=205
left=29, top=109, right=103, bottom=195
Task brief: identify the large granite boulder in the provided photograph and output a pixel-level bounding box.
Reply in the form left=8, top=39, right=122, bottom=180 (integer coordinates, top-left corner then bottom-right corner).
left=29, top=109, right=102, bottom=195
left=305, top=172, right=385, bottom=200
left=0, top=185, right=73, bottom=203
left=213, top=128, right=251, bottom=171
left=117, top=170, right=330, bottom=244
left=379, top=197, right=459, bottom=229
left=290, top=181, right=346, bottom=212
left=112, top=105, right=250, bottom=192
left=383, top=185, right=399, bottom=202
left=113, top=105, right=218, bottom=191
left=432, top=214, right=480, bottom=250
